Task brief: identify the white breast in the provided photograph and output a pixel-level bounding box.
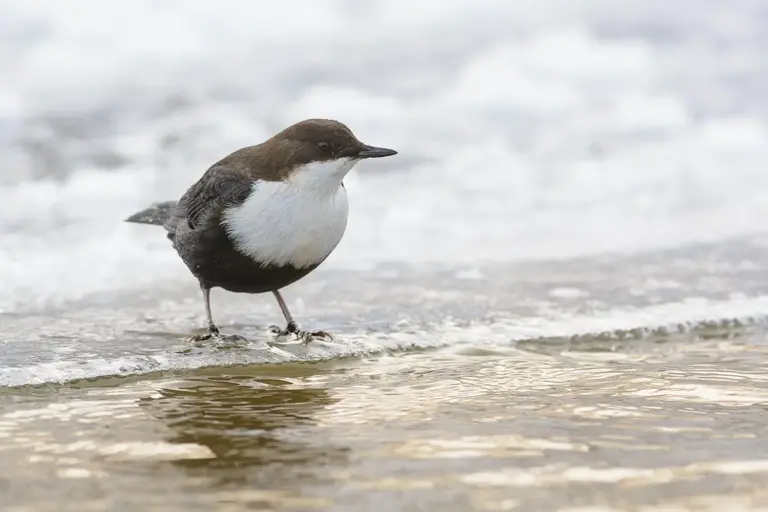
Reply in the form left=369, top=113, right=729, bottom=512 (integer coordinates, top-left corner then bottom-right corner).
left=221, top=159, right=354, bottom=269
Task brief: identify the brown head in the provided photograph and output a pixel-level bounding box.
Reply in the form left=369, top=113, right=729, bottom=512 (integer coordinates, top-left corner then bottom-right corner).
left=221, top=119, right=397, bottom=185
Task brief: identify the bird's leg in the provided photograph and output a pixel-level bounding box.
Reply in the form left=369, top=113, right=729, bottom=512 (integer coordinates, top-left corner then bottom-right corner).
left=190, top=284, right=219, bottom=341
left=269, top=290, right=332, bottom=343
left=202, top=285, right=219, bottom=333
left=190, top=284, right=245, bottom=342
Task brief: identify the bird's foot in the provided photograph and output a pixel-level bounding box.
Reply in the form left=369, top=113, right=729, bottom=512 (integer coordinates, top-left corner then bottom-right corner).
left=269, top=321, right=333, bottom=345
left=190, top=325, right=247, bottom=344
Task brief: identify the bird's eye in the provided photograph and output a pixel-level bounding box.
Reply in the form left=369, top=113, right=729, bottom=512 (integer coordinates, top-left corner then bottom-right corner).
left=317, top=141, right=331, bottom=152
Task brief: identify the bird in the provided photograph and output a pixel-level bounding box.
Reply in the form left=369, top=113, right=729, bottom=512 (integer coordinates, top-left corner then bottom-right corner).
left=125, top=118, right=397, bottom=342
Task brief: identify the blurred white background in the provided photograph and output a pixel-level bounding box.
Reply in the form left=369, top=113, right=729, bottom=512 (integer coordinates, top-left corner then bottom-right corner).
left=1, top=0, right=767, bottom=309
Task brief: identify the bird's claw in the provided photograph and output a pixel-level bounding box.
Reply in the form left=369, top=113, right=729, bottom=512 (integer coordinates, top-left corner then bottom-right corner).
left=189, top=325, right=247, bottom=344
left=269, top=323, right=333, bottom=344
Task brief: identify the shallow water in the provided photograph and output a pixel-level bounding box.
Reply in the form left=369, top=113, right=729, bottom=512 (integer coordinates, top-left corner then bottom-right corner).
left=4, top=330, right=768, bottom=511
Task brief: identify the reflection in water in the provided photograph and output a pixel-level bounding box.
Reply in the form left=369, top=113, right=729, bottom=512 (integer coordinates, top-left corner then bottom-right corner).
left=139, top=370, right=348, bottom=486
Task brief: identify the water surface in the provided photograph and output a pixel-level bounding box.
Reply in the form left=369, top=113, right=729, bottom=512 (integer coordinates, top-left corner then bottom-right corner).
left=4, top=329, right=768, bottom=511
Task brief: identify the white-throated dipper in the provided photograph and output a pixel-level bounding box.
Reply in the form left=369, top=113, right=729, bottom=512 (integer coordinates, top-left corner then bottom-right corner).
left=125, top=118, right=397, bottom=342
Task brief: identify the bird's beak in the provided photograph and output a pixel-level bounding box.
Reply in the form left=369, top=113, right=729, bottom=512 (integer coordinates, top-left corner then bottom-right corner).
left=357, top=144, right=398, bottom=159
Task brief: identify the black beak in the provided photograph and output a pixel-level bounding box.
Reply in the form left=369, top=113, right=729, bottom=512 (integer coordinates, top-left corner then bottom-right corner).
left=357, top=144, right=398, bottom=159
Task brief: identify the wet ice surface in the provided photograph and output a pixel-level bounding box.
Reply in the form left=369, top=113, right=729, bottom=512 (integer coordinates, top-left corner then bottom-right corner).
left=3, top=236, right=768, bottom=387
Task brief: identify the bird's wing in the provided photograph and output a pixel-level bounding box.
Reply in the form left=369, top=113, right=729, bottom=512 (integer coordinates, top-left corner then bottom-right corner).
left=181, top=165, right=255, bottom=230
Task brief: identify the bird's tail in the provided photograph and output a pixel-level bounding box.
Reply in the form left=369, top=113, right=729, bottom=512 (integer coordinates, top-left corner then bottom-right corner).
left=125, top=201, right=177, bottom=226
